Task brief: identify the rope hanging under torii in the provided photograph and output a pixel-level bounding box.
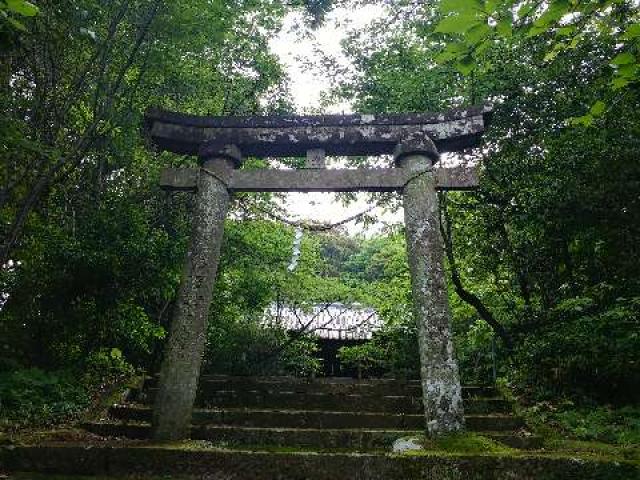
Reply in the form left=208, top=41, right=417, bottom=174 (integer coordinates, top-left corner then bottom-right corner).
left=242, top=201, right=377, bottom=232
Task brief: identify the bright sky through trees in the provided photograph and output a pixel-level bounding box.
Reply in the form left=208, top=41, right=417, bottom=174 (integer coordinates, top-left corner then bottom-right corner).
left=269, top=5, right=398, bottom=234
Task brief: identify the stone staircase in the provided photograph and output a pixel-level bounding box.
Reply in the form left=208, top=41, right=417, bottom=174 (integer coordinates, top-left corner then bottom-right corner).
left=82, top=375, right=542, bottom=451
left=6, top=376, right=638, bottom=479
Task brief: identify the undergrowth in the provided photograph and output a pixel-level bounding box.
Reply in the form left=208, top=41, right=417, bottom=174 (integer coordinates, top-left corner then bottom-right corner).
left=524, top=402, right=640, bottom=446
left=0, top=348, right=135, bottom=431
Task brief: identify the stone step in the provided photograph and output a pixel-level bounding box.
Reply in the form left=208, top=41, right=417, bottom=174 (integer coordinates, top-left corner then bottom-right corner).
left=141, top=376, right=497, bottom=398
left=82, top=422, right=542, bottom=450
left=83, top=422, right=406, bottom=450
left=109, top=405, right=525, bottom=431
left=4, top=445, right=636, bottom=480
left=137, top=389, right=510, bottom=414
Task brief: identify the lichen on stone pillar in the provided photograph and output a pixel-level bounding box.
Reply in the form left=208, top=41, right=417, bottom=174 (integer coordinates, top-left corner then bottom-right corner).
left=395, top=138, right=465, bottom=437
left=151, top=144, right=241, bottom=442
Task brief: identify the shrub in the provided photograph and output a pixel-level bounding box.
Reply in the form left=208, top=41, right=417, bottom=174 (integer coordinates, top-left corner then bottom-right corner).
left=205, top=317, right=322, bottom=377
left=512, top=295, right=640, bottom=402
left=83, top=347, right=135, bottom=387
left=338, top=342, right=386, bottom=378
left=338, top=325, right=419, bottom=379
left=526, top=402, right=640, bottom=446
left=0, top=368, right=89, bottom=429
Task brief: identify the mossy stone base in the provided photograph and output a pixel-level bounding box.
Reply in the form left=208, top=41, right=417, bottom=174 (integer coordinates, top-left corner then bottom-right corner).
left=2, top=445, right=638, bottom=480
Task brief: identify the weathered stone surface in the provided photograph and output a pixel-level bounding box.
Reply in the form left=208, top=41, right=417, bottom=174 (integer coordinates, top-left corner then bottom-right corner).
left=144, top=106, right=491, bottom=157
left=83, top=421, right=542, bottom=452
left=190, top=375, right=492, bottom=397
left=393, top=137, right=439, bottom=165
left=146, top=105, right=491, bottom=128
left=151, top=155, right=236, bottom=442
left=110, top=405, right=523, bottom=432
left=305, top=148, right=326, bottom=168
left=159, top=167, right=199, bottom=191
left=3, top=445, right=638, bottom=480
left=141, top=388, right=508, bottom=414
left=400, top=153, right=465, bottom=437
left=159, top=166, right=479, bottom=193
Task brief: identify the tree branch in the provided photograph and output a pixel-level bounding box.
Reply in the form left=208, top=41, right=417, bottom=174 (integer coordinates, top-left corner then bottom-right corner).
left=438, top=192, right=513, bottom=350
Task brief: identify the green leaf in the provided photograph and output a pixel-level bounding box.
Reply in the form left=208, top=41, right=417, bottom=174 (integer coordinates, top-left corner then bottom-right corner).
left=483, top=0, right=497, bottom=13
left=611, top=77, right=630, bottom=90
left=496, top=17, right=512, bottom=37
left=543, top=48, right=561, bottom=62
left=455, top=55, right=475, bottom=75
left=6, top=0, right=39, bottom=17
left=526, top=24, right=548, bottom=38
left=617, top=63, right=638, bottom=79
left=516, top=1, right=536, bottom=19
left=6, top=16, right=27, bottom=31
left=435, top=42, right=468, bottom=63
left=435, top=14, right=481, bottom=34
left=589, top=101, right=606, bottom=116
left=556, top=26, right=576, bottom=37
left=466, top=23, right=491, bottom=45
left=568, top=33, right=583, bottom=49
left=440, top=0, right=482, bottom=14
left=570, top=114, right=593, bottom=127
left=621, top=24, right=640, bottom=40
left=610, top=52, right=635, bottom=66
left=534, top=0, right=570, bottom=28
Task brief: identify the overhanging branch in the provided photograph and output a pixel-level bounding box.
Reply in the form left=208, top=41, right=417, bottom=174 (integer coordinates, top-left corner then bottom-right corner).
left=439, top=192, right=513, bottom=350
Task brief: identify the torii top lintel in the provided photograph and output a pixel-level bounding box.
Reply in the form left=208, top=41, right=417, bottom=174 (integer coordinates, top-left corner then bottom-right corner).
left=144, top=105, right=492, bottom=159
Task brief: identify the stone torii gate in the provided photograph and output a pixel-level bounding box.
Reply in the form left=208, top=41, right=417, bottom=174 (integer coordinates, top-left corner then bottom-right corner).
left=144, top=106, right=492, bottom=442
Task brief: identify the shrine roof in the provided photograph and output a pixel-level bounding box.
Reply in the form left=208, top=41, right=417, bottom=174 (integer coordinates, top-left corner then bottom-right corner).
left=262, top=303, right=383, bottom=341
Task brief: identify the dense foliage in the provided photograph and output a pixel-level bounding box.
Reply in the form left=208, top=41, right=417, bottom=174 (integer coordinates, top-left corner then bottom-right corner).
left=326, top=0, right=640, bottom=403
left=0, top=0, right=332, bottom=424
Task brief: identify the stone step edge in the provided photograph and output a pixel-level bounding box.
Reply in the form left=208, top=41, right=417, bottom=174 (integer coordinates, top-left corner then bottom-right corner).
left=109, top=404, right=521, bottom=423
left=144, top=375, right=497, bottom=390
left=144, top=379, right=496, bottom=391
left=81, top=422, right=543, bottom=450
left=197, top=389, right=504, bottom=400
left=132, top=393, right=511, bottom=414
left=188, top=375, right=495, bottom=387
left=86, top=420, right=531, bottom=437
left=4, top=445, right=636, bottom=480
left=111, top=404, right=519, bottom=419
left=140, top=388, right=506, bottom=402
left=86, top=421, right=416, bottom=435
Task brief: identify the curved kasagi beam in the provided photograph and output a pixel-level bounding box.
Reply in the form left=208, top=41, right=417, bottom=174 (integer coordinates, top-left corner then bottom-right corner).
left=144, top=105, right=492, bottom=158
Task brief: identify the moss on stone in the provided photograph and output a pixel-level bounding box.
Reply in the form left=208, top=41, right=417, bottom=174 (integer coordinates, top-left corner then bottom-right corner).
left=433, top=433, right=516, bottom=454
left=3, top=444, right=639, bottom=480
left=545, top=438, right=640, bottom=465
left=10, top=475, right=189, bottom=480
left=397, top=432, right=516, bottom=456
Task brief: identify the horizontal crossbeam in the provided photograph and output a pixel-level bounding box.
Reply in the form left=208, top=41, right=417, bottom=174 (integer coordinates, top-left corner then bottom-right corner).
left=145, top=106, right=491, bottom=158
left=159, top=167, right=479, bottom=193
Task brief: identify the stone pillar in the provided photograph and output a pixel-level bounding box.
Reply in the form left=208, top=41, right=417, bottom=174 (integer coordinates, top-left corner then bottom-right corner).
left=151, top=145, right=241, bottom=442
left=395, top=139, right=465, bottom=437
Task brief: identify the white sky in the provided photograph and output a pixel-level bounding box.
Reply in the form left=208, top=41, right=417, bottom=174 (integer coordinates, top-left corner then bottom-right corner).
left=268, top=5, right=402, bottom=235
